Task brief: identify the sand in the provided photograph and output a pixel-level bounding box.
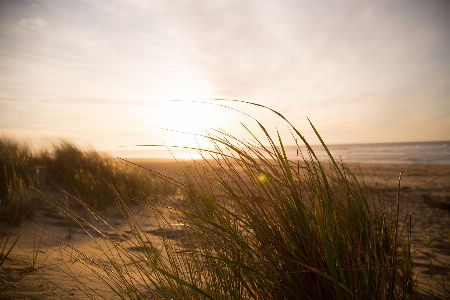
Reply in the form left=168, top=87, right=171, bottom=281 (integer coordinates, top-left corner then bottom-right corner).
left=1, top=160, right=449, bottom=299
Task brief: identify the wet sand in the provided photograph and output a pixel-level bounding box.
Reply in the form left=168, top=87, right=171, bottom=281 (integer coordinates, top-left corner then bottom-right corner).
left=1, top=160, right=449, bottom=299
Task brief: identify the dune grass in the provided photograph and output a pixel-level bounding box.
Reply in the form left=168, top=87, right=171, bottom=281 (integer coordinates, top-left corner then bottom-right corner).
left=0, top=138, right=163, bottom=225
left=46, top=141, right=163, bottom=209
left=0, top=137, right=42, bottom=226
left=52, top=107, right=418, bottom=299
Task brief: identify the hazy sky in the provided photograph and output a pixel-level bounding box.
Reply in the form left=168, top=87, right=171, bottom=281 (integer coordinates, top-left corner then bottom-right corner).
left=1, top=0, right=449, bottom=154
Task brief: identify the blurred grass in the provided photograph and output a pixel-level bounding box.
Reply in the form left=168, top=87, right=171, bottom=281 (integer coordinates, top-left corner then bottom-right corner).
left=0, top=137, right=41, bottom=226
left=0, top=137, right=163, bottom=225
left=47, top=141, right=161, bottom=209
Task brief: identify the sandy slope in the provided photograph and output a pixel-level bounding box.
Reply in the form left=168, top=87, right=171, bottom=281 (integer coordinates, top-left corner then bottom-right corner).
left=1, top=160, right=449, bottom=299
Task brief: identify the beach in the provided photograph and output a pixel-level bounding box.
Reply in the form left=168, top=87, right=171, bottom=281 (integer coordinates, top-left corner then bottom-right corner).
left=1, top=159, right=449, bottom=299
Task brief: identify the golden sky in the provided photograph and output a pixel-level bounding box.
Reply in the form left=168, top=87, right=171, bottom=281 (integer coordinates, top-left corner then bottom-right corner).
left=1, top=0, right=449, bottom=154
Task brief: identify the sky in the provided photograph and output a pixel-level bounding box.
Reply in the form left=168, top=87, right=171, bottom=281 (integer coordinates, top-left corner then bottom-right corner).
left=1, top=0, right=450, bottom=156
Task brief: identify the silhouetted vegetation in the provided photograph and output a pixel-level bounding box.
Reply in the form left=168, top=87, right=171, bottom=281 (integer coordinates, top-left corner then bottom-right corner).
left=0, top=137, right=164, bottom=225
left=57, top=107, right=418, bottom=299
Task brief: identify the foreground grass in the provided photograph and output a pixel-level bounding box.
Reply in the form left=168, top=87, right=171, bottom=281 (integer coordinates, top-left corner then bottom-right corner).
left=6, top=102, right=445, bottom=298
left=52, top=107, right=420, bottom=299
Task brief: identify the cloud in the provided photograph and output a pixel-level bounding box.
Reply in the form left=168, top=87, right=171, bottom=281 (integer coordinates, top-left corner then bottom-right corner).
left=18, top=17, right=48, bottom=30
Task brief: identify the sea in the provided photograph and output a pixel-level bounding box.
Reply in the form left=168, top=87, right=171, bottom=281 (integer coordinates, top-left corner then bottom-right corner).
left=109, top=141, right=450, bottom=165
left=291, top=141, right=450, bottom=165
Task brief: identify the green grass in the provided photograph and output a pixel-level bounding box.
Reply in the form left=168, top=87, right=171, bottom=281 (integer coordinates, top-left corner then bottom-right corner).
left=55, top=106, right=417, bottom=299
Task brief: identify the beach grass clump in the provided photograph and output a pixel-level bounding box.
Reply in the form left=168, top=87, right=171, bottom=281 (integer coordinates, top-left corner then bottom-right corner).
left=47, top=141, right=160, bottom=209
left=64, top=106, right=414, bottom=299
left=0, top=137, right=42, bottom=225
left=0, top=137, right=32, bottom=200
left=0, top=138, right=162, bottom=222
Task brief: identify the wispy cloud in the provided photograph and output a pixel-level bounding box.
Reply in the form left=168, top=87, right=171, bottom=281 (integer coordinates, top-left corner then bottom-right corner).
left=18, top=17, right=48, bottom=30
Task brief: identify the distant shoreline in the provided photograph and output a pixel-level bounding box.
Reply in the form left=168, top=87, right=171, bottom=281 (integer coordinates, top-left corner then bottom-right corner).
left=107, top=140, right=450, bottom=165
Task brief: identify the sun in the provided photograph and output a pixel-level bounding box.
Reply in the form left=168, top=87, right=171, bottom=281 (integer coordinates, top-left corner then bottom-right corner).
left=156, top=100, right=223, bottom=135
left=153, top=80, right=227, bottom=148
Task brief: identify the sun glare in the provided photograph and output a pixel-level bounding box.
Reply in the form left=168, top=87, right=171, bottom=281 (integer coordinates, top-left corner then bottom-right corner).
left=176, top=152, right=203, bottom=160
left=156, top=101, right=221, bottom=133
left=151, top=79, right=228, bottom=154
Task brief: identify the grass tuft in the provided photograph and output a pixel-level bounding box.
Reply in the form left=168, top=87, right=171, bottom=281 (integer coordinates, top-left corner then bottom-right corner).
left=57, top=106, right=417, bottom=299
left=0, top=138, right=163, bottom=224
left=47, top=141, right=160, bottom=209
